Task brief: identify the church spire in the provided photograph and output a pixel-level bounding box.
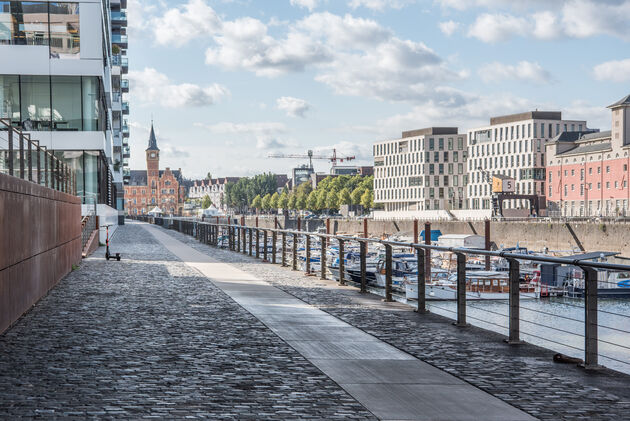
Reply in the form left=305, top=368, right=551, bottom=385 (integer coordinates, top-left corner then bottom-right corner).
left=146, top=121, right=159, bottom=151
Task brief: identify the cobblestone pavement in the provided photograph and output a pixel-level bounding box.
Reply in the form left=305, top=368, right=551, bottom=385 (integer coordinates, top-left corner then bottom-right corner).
left=0, top=224, right=376, bottom=420
left=162, top=225, right=630, bottom=421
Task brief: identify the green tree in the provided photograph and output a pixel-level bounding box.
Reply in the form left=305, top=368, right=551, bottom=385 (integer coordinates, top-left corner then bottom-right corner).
left=270, top=192, right=280, bottom=209
left=361, top=189, right=374, bottom=210
left=338, top=188, right=352, bottom=207
left=206, top=172, right=212, bottom=180
left=278, top=192, right=289, bottom=209
left=296, top=192, right=307, bottom=210
left=261, top=193, right=272, bottom=211
left=288, top=193, right=297, bottom=210
left=306, top=191, right=318, bottom=211
left=201, top=194, right=212, bottom=209
left=251, top=195, right=262, bottom=211
left=316, top=189, right=327, bottom=210
left=351, top=187, right=365, bottom=205
left=326, top=190, right=339, bottom=211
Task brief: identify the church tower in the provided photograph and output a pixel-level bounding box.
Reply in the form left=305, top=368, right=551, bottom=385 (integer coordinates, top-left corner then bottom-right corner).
left=146, top=122, right=160, bottom=197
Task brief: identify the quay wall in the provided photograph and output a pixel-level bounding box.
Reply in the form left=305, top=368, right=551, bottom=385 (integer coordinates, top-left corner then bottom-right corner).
left=0, top=173, right=82, bottom=334
left=244, top=216, right=630, bottom=256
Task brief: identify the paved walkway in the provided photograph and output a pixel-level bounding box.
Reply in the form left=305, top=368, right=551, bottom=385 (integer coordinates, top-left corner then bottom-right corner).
left=146, top=224, right=534, bottom=421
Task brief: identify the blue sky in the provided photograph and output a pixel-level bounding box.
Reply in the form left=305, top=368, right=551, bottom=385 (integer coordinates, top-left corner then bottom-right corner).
left=126, top=0, right=630, bottom=179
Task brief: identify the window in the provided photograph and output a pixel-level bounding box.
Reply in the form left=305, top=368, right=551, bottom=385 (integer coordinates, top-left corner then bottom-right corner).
left=49, top=3, right=80, bottom=58
left=20, top=75, right=50, bottom=130
left=51, top=76, right=81, bottom=130
left=0, top=75, right=20, bottom=124
left=0, top=1, right=49, bottom=46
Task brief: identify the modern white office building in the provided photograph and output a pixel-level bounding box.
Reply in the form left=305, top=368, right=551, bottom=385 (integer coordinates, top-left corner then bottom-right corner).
left=373, top=127, right=468, bottom=219
left=467, top=112, right=588, bottom=217
left=0, top=0, right=128, bottom=224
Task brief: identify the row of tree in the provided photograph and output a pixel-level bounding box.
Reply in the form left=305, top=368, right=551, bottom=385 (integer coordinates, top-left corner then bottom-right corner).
left=250, top=175, right=373, bottom=214
left=223, top=173, right=279, bottom=213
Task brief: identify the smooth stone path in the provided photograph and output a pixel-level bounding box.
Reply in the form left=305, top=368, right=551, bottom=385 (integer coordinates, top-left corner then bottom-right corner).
left=144, top=224, right=536, bottom=421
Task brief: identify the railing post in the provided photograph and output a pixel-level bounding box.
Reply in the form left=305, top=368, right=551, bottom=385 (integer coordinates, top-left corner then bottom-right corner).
left=292, top=233, right=298, bottom=271
left=416, top=247, right=426, bottom=313
left=338, top=239, right=345, bottom=285
left=582, top=266, right=599, bottom=368
left=272, top=231, right=277, bottom=264
left=455, top=252, right=468, bottom=327
left=507, top=258, right=521, bottom=344
left=43, top=148, right=48, bottom=187
left=320, top=235, right=326, bottom=280
left=35, top=141, right=41, bottom=184
left=385, top=244, right=392, bottom=302
left=360, top=241, right=367, bottom=293
left=485, top=219, right=491, bottom=271
left=281, top=232, right=287, bottom=266
left=255, top=229, right=260, bottom=259
left=7, top=126, right=13, bottom=176
left=305, top=235, right=311, bottom=274
left=19, top=132, right=24, bottom=179
left=424, top=222, right=431, bottom=282
left=27, top=136, right=32, bottom=182
left=263, top=230, right=268, bottom=261
left=248, top=228, right=252, bottom=256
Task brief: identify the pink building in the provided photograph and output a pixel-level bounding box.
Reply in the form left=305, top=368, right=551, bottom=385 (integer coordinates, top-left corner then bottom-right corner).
left=546, top=94, right=630, bottom=217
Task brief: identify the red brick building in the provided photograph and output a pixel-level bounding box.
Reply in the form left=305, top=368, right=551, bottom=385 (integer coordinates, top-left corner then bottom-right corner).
left=546, top=94, right=630, bottom=217
left=124, top=123, right=186, bottom=216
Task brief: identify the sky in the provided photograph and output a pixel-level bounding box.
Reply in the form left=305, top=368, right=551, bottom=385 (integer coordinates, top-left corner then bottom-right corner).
left=125, top=0, right=630, bottom=179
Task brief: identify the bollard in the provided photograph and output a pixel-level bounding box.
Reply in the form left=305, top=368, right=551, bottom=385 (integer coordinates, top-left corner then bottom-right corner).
left=360, top=241, right=367, bottom=293
left=292, top=233, right=298, bottom=271
left=384, top=244, right=392, bottom=302
left=416, top=247, right=426, bottom=313
left=455, top=253, right=467, bottom=327
left=507, top=258, right=521, bottom=344
left=582, top=267, right=599, bottom=368
left=320, top=235, right=327, bottom=280
left=281, top=232, right=287, bottom=267
left=305, top=235, right=311, bottom=274
left=272, top=231, right=277, bottom=264
left=263, top=230, right=268, bottom=261
left=338, top=239, right=345, bottom=285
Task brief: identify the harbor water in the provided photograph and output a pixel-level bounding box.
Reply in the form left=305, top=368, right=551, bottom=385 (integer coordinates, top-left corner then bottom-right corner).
left=426, top=298, right=630, bottom=375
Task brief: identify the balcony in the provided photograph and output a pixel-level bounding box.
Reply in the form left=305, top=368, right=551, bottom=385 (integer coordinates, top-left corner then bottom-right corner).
left=123, top=146, right=130, bottom=158
left=122, top=101, right=129, bottom=115
left=111, top=10, right=127, bottom=23
left=112, top=34, right=128, bottom=47
left=121, top=78, right=129, bottom=93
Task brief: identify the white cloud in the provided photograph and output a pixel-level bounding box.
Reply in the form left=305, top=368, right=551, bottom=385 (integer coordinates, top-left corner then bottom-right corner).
left=194, top=121, right=287, bottom=135
left=465, top=1, right=630, bottom=43
left=276, top=96, right=311, bottom=117
left=348, top=0, right=414, bottom=11
left=128, top=68, right=229, bottom=107
left=150, top=0, right=221, bottom=47
left=479, top=61, right=553, bottom=84
left=438, top=20, right=460, bottom=36
left=313, top=141, right=373, bottom=162
left=290, top=0, right=318, bottom=11
left=255, top=137, right=296, bottom=150
left=593, top=58, right=630, bottom=82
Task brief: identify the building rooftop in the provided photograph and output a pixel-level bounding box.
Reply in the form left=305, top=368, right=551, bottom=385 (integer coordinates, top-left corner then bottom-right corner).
left=489, top=111, right=561, bottom=126
left=608, top=94, right=630, bottom=108
left=401, top=127, right=458, bottom=138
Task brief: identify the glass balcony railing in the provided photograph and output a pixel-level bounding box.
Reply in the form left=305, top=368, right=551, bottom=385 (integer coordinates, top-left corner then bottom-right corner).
left=112, top=34, right=128, bottom=44
left=112, top=92, right=121, bottom=103
left=121, top=79, right=129, bottom=90
left=111, top=10, right=127, bottom=21
left=122, top=101, right=129, bottom=113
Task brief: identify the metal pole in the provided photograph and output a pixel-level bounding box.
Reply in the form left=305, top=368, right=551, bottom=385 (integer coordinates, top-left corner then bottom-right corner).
left=320, top=235, right=326, bottom=280
left=19, top=132, right=24, bottom=179
left=292, top=233, right=298, bottom=271
left=43, top=148, right=48, bottom=187
left=425, top=222, right=431, bottom=281
left=360, top=241, right=367, bottom=293
left=263, top=230, right=268, bottom=261
left=281, top=232, right=286, bottom=266
left=485, top=219, right=491, bottom=271
left=583, top=267, right=599, bottom=368
left=272, top=231, right=277, bottom=264
left=249, top=228, right=253, bottom=256
left=363, top=218, right=368, bottom=238
left=255, top=229, right=260, bottom=258
left=385, top=244, right=392, bottom=302
left=7, top=126, right=13, bottom=176
left=305, top=235, right=311, bottom=274
left=455, top=252, right=467, bottom=327
left=507, top=258, right=521, bottom=344
left=338, top=239, right=345, bottom=285
left=416, top=247, right=426, bottom=313
left=27, top=136, right=32, bottom=181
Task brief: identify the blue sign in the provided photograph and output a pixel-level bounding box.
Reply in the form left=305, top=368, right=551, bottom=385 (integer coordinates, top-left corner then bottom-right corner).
left=617, top=279, right=630, bottom=288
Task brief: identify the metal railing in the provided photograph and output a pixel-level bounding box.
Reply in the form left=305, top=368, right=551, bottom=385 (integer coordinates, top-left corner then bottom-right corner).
left=138, top=215, right=630, bottom=372
left=0, top=119, right=76, bottom=195
left=81, top=213, right=97, bottom=250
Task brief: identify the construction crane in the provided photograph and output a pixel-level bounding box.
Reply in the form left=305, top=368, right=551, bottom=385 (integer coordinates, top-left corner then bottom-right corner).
left=268, top=149, right=356, bottom=169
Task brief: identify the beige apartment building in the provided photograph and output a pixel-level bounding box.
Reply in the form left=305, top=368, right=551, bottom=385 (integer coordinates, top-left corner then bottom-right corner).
left=373, top=127, right=467, bottom=219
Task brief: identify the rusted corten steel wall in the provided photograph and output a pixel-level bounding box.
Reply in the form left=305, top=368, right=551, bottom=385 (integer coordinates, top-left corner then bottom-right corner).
left=0, top=173, right=82, bottom=334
